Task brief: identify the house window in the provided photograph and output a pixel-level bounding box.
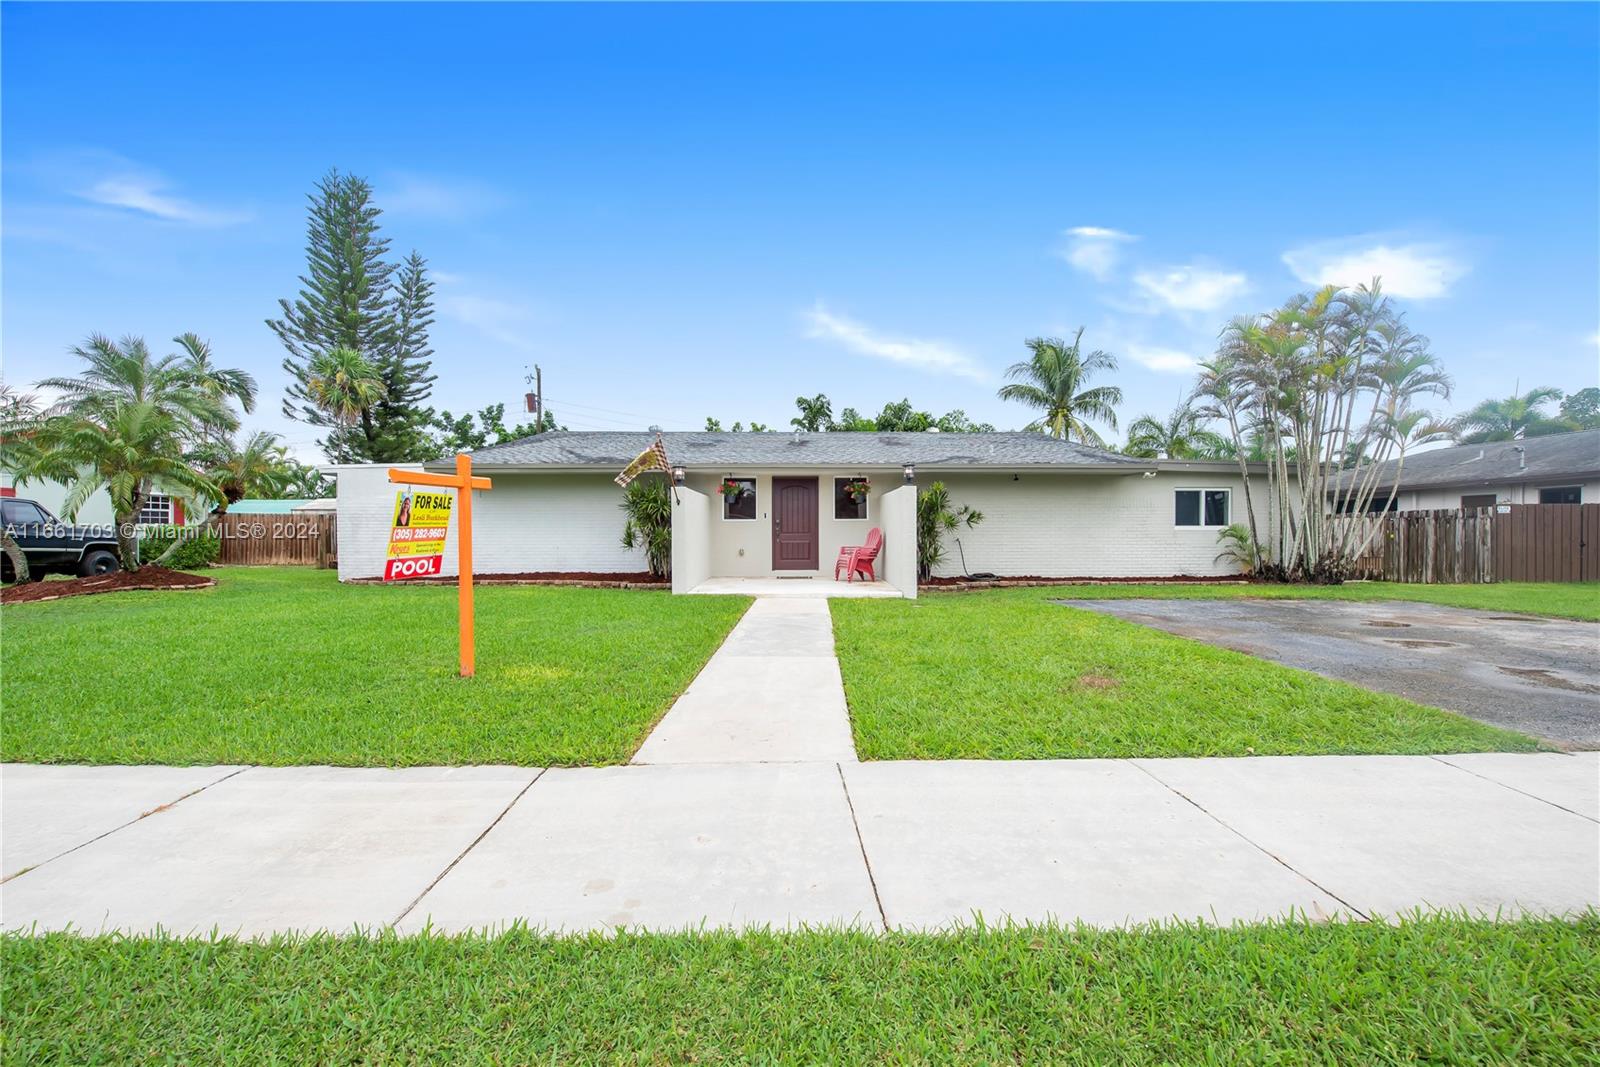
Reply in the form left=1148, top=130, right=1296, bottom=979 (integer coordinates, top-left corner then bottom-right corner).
left=1175, top=488, right=1230, bottom=528
left=721, top=478, right=757, bottom=520
left=138, top=493, right=174, bottom=525
left=834, top=477, right=868, bottom=520
left=1461, top=493, right=1497, bottom=509
left=1538, top=486, right=1582, bottom=504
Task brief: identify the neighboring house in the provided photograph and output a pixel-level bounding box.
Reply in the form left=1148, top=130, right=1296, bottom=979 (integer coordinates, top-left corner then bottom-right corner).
left=326, top=431, right=1276, bottom=597
left=1334, top=430, right=1600, bottom=513
left=0, top=474, right=187, bottom=526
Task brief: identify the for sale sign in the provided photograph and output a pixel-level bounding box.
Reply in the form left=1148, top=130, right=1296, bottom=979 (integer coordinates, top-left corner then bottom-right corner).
left=384, top=489, right=453, bottom=581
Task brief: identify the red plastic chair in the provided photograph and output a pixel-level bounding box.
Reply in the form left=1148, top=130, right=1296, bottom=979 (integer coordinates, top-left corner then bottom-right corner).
left=834, top=527, right=883, bottom=582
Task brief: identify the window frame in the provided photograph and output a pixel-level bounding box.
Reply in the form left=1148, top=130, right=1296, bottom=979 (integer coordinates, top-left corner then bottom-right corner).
left=1, top=500, right=48, bottom=527
left=833, top=477, right=869, bottom=521
left=1460, top=493, right=1498, bottom=509
left=1174, top=487, right=1232, bottom=530
left=1537, top=485, right=1582, bottom=505
left=720, top=477, right=758, bottom=522
left=138, top=493, right=174, bottom=526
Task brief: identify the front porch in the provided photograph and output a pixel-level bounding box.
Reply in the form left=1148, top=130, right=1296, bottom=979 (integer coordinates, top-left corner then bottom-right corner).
left=669, top=470, right=919, bottom=598
left=683, top=576, right=902, bottom=598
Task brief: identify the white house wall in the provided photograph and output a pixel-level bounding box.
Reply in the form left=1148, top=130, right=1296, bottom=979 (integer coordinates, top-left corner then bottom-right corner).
left=334, top=466, right=650, bottom=580
left=926, top=470, right=1275, bottom=578
left=1394, top=479, right=1600, bottom=510
left=1, top=474, right=119, bottom=525
left=684, top=471, right=894, bottom=579
left=334, top=464, right=1276, bottom=582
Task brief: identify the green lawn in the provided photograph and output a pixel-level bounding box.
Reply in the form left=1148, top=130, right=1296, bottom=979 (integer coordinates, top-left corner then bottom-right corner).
left=4, top=916, right=1595, bottom=1064
left=832, top=588, right=1542, bottom=760
left=1015, top=579, right=1600, bottom=621
left=0, top=568, right=748, bottom=767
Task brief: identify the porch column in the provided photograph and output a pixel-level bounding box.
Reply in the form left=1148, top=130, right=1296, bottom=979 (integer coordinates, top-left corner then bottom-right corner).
left=670, top=485, right=712, bottom=594
left=878, top=484, right=918, bottom=599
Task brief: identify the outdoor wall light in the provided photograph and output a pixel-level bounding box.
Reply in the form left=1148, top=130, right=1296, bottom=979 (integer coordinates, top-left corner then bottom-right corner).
left=902, top=463, right=916, bottom=484
left=671, top=465, right=685, bottom=485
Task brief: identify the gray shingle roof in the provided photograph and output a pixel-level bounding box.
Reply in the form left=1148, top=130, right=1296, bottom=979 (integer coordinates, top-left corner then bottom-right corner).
left=1338, top=430, right=1600, bottom=491
left=450, top=431, right=1148, bottom=470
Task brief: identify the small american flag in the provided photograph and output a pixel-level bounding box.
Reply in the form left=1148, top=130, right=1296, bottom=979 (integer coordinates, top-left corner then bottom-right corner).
left=615, top=434, right=671, bottom=487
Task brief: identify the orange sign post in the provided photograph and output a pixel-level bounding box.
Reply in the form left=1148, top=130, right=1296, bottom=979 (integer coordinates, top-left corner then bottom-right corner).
left=388, top=455, right=493, bottom=677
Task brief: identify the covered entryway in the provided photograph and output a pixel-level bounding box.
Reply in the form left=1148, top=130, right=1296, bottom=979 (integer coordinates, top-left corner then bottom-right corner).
left=771, top=477, right=819, bottom=570
left=670, top=476, right=919, bottom=597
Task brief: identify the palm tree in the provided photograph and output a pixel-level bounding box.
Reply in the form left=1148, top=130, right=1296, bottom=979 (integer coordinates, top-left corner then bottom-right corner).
left=915, top=481, right=984, bottom=580
left=619, top=476, right=672, bottom=578
left=306, top=347, right=387, bottom=427
left=1123, top=403, right=1228, bottom=459
left=40, top=334, right=234, bottom=433
left=1451, top=387, right=1567, bottom=443
left=791, top=394, right=834, bottom=432
left=996, top=329, right=1123, bottom=445
left=173, top=332, right=257, bottom=438
left=199, top=431, right=294, bottom=519
left=35, top=401, right=220, bottom=570
left=30, top=334, right=250, bottom=571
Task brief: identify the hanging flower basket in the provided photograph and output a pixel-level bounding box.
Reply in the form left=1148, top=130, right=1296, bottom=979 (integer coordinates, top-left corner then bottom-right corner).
left=844, top=478, right=872, bottom=502
left=719, top=479, right=748, bottom=501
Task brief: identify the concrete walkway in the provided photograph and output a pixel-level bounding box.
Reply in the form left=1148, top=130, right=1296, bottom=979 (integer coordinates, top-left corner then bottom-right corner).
left=632, top=598, right=857, bottom=764
left=3, top=753, right=1595, bottom=936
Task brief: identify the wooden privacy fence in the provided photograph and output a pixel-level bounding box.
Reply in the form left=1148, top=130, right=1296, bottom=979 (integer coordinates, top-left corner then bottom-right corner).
left=216, top=513, right=337, bottom=568
left=1331, top=504, right=1599, bottom=584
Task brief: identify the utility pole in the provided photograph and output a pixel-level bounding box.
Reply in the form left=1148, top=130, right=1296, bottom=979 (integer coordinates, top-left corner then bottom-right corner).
left=524, top=364, right=544, bottom=432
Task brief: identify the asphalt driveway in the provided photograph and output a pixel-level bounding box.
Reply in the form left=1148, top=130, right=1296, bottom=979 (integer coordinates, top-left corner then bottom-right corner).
left=1059, top=599, right=1600, bottom=748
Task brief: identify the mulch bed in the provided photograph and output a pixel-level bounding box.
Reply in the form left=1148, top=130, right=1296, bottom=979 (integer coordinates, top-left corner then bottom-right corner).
left=920, top=574, right=1251, bottom=592
left=1, top=566, right=216, bottom=604
left=348, top=571, right=669, bottom=590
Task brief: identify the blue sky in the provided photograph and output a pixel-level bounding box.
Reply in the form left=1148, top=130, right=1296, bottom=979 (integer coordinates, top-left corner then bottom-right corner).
left=4, top=2, right=1597, bottom=458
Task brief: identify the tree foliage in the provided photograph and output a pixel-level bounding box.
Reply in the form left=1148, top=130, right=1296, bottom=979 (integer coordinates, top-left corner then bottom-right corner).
left=1450, top=386, right=1571, bottom=442
left=21, top=335, right=261, bottom=571
left=430, top=403, right=560, bottom=454
left=619, top=475, right=672, bottom=577
left=1197, top=281, right=1452, bottom=582
left=1123, top=404, right=1229, bottom=459
left=996, top=330, right=1122, bottom=444
left=268, top=169, right=437, bottom=463
left=711, top=397, right=995, bottom=434
left=916, top=481, right=984, bottom=580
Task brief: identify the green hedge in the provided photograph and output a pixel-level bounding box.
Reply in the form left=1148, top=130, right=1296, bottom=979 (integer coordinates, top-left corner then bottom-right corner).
left=137, top=525, right=221, bottom=570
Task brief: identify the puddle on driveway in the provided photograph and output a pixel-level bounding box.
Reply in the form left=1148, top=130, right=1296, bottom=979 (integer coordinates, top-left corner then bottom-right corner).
left=1498, top=666, right=1600, bottom=694
left=1364, top=620, right=1411, bottom=628
left=1386, top=639, right=1457, bottom=649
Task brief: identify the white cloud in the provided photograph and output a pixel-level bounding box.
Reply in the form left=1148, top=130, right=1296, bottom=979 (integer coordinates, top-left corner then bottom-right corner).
left=1124, top=343, right=1201, bottom=375
left=437, top=292, right=538, bottom=351
left=1059, top=226, right=1137, bottom=280
left=1132, top=264, right=1250, bottom=313
left=802, top=303, right=986, bottom=380
left=380, top=174, right=506, bottom=220
left=1282, top=237, right=1469, bottom=300
left=76, top=171, right=249, bottom=226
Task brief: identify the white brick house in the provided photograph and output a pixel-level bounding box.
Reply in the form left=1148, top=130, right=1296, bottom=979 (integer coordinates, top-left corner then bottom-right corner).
left=327, top=431, right=1276, bottom=598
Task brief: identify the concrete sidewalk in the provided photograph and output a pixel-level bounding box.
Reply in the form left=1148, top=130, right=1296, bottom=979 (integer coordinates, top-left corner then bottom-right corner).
left=631, top=598, right=857, bottom=764
left=3, top=753, right=1595, bottom=937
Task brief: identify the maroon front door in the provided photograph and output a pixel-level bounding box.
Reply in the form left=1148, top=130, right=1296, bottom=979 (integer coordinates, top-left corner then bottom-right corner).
left=771, top=477, right=819, bottom=570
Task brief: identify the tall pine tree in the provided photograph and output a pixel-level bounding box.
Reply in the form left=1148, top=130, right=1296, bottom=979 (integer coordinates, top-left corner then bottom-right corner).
left=268, top=169, right=436, bottom=462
